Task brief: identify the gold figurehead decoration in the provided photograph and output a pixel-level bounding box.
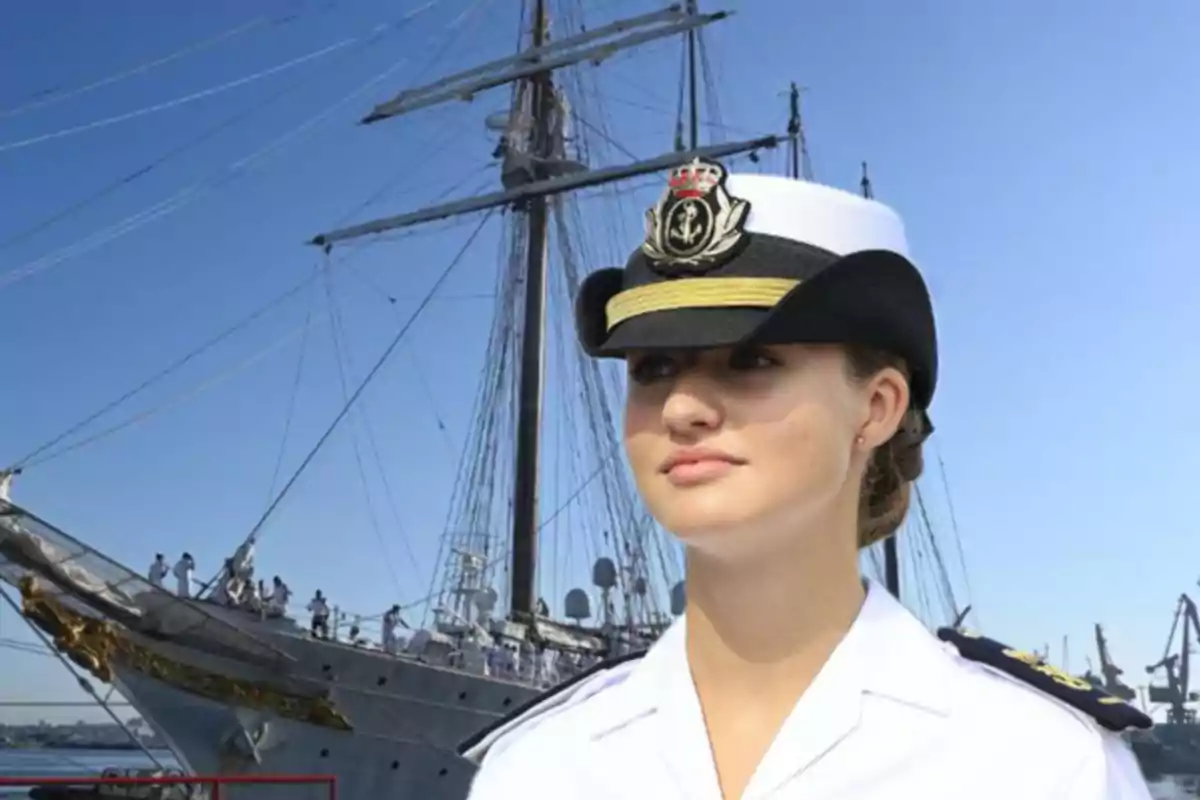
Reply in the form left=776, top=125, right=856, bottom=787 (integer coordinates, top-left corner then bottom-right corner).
left=19, top=574, right=119, bottom=682
left=641, top=157, right=751, bottom=272
left=17, top=574, right=351, bottom=731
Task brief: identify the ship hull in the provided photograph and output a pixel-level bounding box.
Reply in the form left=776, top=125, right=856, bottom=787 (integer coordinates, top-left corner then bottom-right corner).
left=116, top=665, right=484, bottom=799
left=0, top=504, right=551, bottom=799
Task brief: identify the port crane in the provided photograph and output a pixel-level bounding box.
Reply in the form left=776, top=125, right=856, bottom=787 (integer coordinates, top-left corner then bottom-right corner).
left=1085, top=623, right=1137, bottom=700
left=1146, top=593, right=1200, bottom=725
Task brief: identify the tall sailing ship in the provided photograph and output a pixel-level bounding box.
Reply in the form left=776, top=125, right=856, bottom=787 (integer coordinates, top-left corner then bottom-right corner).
left=0, top=2, right=969, bottom=797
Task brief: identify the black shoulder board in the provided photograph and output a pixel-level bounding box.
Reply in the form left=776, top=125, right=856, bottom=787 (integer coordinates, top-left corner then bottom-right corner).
left=456, top=649, right=646, bottom=757
left=936, top=627, right=1153, bottom=733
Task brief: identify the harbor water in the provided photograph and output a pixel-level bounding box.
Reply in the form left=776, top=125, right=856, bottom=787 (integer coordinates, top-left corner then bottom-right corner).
left=0, top=748, right=1192, bottom=798
left=0, top=749, right=177, bottom=796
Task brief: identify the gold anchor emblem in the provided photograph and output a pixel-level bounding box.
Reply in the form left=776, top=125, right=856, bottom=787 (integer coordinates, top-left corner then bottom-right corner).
left=642, top=158, right=750, bottom=272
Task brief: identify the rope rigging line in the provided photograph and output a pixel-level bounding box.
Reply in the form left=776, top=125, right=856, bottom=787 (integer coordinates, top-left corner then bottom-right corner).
left=238, top=208, right=496, bottom=550
left=0, top=700, right=132, bottom=707
left=546, top=54, right=688, bottom=609
left=425, top=0, right=748, bottom=622
left=553, top=220, right=596, bottom=604
left=601, top=94, right=762, bottom=139
left=320, top=260, right=408, bottom=594
left=18, top=319, right=329, bottom=471
left=571, top=112, right=638, bottom=160
left=0, top=0, right=455, bottom=290
left=547, top=324, right=569, bottom=609
left=562, top=72, right=644, bottom=260
left=5, top=163, right=480, bottom=473
left=336, top=255, right=474, bottom=579
left=0, top=12, right=283, bottom=119
left=0, top=585, right=165, bottom=770
left=324, top=118, right=500, bottom=241
left=935, top=442, right=973, bottom=608
left=425, top=449, right=619, bottom=624
left=914, top=483, right=960, bottom=624
left=351, top=394, right=424, bottom=583
left=0, top=38, right=359, bottom=153
left=424, top=219, right=522, bottom=623
left=696, top=25, right=724, bottom=141
left=8, top=271, right=322, bottom=470
left=280, top=159, right=510, bottom=601
left=0, top=5, right=429, bottom=254
left=0, top=635, right=54, bottom=658
left=263, top=270, right=319, bottom=506
left=547, top=229, right=600, bottom=606
left=7, top=224, right=441, bottom=472
left=555, top=181, right=682, bottom=609
left=0, top=58, right=410, bottom=291
left=554, top=175, right=676, bottom=616
left=553, top=208, right=632, bottom=564
left=407, top=0, right=500, bottom=88
left=406, top=342, right=460, bottom=461
left=674, top=31, right=688, bottom=149
left=341, top=429, right=614, bottom=623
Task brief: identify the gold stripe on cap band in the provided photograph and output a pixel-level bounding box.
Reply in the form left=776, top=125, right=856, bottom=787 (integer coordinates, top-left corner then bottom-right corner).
left=605, top=277, right=800, bottom=332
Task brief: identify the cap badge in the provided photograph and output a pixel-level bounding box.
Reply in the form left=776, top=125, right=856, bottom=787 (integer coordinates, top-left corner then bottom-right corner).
left=642, top=157, right=750, bottom=272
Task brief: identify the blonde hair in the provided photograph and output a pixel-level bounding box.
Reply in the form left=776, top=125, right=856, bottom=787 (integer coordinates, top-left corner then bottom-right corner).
left=843, top=345, right=928, bottom=549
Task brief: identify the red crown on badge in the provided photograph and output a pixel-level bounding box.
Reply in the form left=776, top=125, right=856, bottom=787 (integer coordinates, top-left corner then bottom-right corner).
left=668, top=159, right=724, bottom=199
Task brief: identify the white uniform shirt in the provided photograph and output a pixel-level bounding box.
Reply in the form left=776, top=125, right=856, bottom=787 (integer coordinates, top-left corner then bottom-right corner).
left=382, top=610, right=400, bottom=647
left=464, top=581, right=1152, bottom=799
left=172, top=557, right=194, bottom=598
left=269, top=582, right=291, bottom=612
left=307, top=596, right=329, bottom=617
left=147, top=559, right=168, bottom=588
left=232, top=540, right=255, bottom=578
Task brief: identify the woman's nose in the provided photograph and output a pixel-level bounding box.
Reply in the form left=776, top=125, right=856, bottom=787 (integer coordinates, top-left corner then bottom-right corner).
left=661, top=373, right=724, bottom=434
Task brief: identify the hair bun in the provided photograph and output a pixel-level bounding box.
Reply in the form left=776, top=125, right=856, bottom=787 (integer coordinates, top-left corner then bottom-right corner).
left=893, top=409, right=932, bottom=482
left=856, top=409, right=935, bottom=549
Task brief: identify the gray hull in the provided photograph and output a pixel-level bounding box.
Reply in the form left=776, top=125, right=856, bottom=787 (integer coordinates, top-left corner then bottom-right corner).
left=0, top=504, right=551, bottom=800
left=111, top=615, right=546, bottom=799
left=116, top=668, right=476, bottom=799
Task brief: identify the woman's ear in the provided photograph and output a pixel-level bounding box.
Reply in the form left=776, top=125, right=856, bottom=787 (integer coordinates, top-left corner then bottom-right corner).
left=856, top=366, right=910, bottom=448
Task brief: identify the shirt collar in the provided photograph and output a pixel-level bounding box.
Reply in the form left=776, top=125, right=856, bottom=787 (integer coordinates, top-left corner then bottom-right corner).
left=584, top=578, right=956, bottom=741
left=850, top=579, right=957, bottom=716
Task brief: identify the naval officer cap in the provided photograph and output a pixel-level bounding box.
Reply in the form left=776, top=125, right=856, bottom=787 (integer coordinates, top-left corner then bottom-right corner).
left=574, top=158, right=938, bottom=409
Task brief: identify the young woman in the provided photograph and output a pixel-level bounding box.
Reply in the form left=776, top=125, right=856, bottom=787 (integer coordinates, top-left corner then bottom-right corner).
left=460, top=161, right=1152, bottom=799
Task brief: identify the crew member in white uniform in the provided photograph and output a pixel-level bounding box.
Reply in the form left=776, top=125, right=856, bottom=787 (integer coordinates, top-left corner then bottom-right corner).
left=0, top=467, right=20, bottom=502
left=382, top=604, right=403, bottom=654
left=307, top=590, right=330, bottom=639
left=231, top=536, right=255, bottom=581
left=172, top=552, right=195, bottom=599
left=460, top=160, right=1153, bottom=799
left=147, top=553, right=169, bottom=588
left=266, top=575, right=291, bottom=616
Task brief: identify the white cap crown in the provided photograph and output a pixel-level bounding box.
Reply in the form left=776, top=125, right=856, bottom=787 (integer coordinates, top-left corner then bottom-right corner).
left=724, top=174, right=910, bottom=258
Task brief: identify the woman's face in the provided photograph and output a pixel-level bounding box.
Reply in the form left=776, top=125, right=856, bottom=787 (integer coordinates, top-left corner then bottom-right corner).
left=623, top=343, right=904, bottom=556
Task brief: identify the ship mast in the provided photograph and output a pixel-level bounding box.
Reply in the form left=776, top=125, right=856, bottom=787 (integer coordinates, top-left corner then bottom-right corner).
left=785, top=82, right=814, bottom=181
left=686, top=0, right=700, bottom=149
left=509, top=0, right=553, bottom=618
left=310, top=4, right=781, bottom=622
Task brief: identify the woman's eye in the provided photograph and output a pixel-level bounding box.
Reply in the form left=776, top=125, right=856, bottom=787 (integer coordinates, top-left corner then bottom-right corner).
left=728, top=347, right=780, bottom=371
left=628, top=354, right=677, bottom=384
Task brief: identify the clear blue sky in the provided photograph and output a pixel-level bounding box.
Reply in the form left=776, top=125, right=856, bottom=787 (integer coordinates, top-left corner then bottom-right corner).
left=1, top=0, right=1198, bottom=724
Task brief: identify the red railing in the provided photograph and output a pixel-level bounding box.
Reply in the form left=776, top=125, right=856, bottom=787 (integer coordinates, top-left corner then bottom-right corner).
left=0, top=773, right=336, bottom=800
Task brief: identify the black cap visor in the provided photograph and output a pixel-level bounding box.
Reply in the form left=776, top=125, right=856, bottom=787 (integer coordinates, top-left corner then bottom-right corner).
left=576, top=249, right=936, bottom=407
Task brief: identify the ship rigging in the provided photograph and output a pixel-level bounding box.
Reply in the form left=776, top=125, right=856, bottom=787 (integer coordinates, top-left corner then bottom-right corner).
left=0, top=2, right=970, bottom=796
